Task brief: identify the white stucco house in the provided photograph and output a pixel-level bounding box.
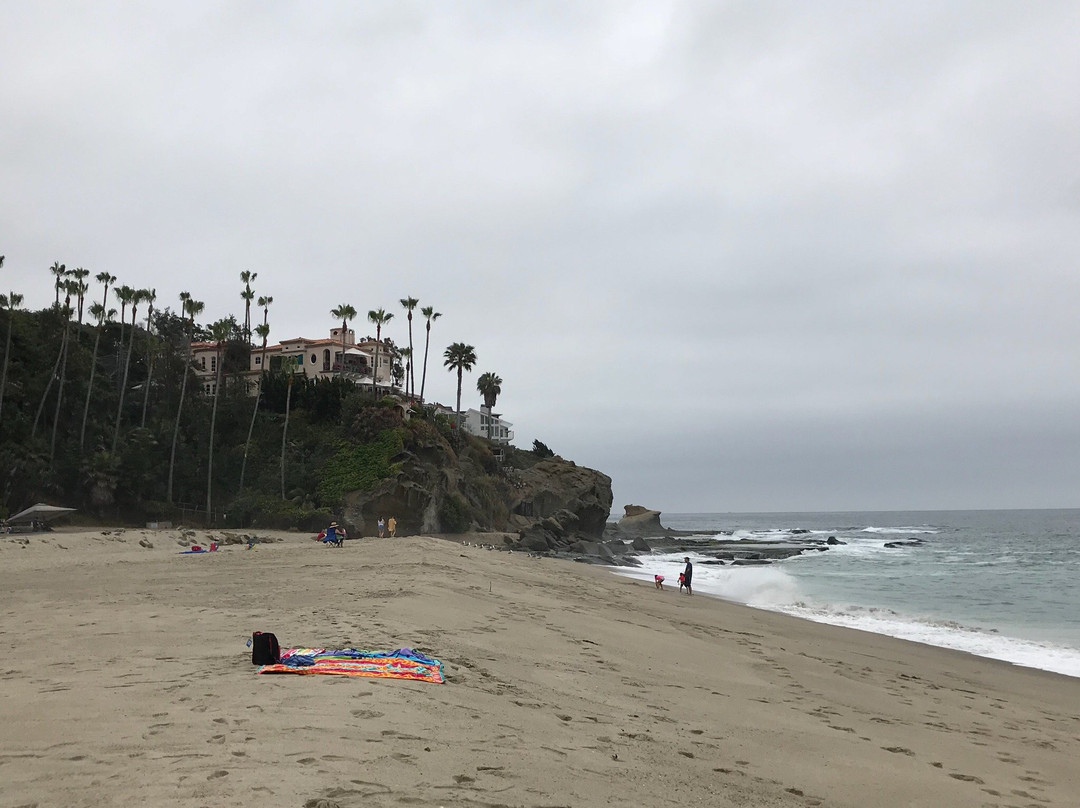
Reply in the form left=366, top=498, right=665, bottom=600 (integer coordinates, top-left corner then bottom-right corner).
left=191, top=327, right=401, bottom=395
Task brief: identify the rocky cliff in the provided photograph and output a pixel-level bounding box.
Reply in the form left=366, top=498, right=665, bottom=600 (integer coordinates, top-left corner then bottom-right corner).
left=336, top=417, right=612, bottom=548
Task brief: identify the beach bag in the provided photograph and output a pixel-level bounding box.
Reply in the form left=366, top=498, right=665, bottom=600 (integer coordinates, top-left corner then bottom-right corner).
left=251, top=631, right=280, bottom=665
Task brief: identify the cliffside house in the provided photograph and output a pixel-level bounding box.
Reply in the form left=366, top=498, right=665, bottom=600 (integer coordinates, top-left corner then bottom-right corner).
left=434, top=404, right=515, bottom=444
left=191, top=328, right=401, bottom=396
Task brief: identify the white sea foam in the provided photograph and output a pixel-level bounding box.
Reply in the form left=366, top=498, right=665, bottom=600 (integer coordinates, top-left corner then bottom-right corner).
left=774, top=603, right=1080, bottom=678
left=861, top=526, right=938, bottom=534
left=613, top=552, right=802, bottom=608
left=610, top=555, right=1080, bottom=679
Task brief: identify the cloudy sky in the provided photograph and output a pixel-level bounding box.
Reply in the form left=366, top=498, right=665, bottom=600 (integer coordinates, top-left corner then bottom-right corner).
left=3, top=2, right=1079, bottom=513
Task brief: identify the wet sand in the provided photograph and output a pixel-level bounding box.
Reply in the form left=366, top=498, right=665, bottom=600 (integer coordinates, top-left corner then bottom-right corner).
left=2, top=527, right=1078, bottom=807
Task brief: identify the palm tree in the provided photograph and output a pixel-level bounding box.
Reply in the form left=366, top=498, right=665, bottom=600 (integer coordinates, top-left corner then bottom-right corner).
left=205, top=318, right=231, bottom=525
left=476, top=371, right=503, bottom=440
left=368, top=308, right=394, bottom=398
left=0, top=291, right=24, bottom=426
left=49, top=282, right=79, bottom=464
left=70, top=267, right=90, bottom=342
left=112, top=288, right=142, bottom=451
left=112, top=284, right=134, bottom=405
left=444, top=343, right=477, bottom=428
left=257, top=295, right=273, bottom=332
left=239, top=320, right=271, bottom=494
left=400, top=296, right=419, bottom=397
left=330, top=304, right=356, bottom=380
left=419, top=306, right=441, bottom=402
left=167, top=294, right=203, bottom=503
left=94, top=272, right=116, bottom=334
left=49, top=261, right=67, bottom=306
left=280, top=354, right=299, bottom=500
left=79, top=301, right=114, bottom=449
left=139, top=288, right=157, bottom=427
left=240, top=271, right=257, bottom=339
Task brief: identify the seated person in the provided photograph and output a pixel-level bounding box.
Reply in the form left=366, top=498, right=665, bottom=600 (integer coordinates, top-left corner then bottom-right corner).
left=322, top=522, right=344, bottom=547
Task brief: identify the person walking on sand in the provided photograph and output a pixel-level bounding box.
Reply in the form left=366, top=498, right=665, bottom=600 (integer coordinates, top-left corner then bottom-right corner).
left=387, top=516, right=397, bottom=537
left=377, top=516, right=385, bottom=538
left=682, top=557, right=693, bottom=595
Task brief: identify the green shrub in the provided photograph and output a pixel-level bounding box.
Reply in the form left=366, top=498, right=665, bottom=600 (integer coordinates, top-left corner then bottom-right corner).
left=438, top=492, right=471, bottom=533
left=316, top=429, right=404, bottom=505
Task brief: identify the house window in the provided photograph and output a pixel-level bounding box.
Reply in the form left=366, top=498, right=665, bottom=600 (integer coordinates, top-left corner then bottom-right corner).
left=200, top=357, right=206, bottom=369
left=310, top=353, right=317, bottom=364
left=255, top=356, right=261, bottom=365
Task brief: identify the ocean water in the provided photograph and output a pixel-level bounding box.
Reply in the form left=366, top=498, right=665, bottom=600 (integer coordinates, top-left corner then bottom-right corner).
left=615, top=510, right=1080, bottom=678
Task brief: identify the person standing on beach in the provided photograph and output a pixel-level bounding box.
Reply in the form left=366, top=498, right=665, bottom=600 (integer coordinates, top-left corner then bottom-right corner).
left=377, top=517, right=385, bottom=538
left=683, top=557, right=693, bottom=595
left=387, top=516, right=397, bottom=537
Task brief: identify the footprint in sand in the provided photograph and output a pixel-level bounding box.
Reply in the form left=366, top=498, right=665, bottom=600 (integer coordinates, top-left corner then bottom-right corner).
left=882, top=747, right=914, bottom=756
left=207, top=770, right=228, bottom=779
left=948, top=773, right=984, bottom=784
left=350, top=709, right=384, bottom=719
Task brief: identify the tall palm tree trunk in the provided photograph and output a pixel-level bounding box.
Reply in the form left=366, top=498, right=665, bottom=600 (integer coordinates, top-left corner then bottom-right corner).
left=32, top=334, right=67, bottom=437
left=140, top=347, right=154, bottom=428
left=407, top=315, right=415, bottom=396
left=0, top=314, right=14, bottom=425
left=206, top=349, right=223, bottom=526
left=79, top=327, right=103, bottom=450
left=420, top=324, right=431, bottom=401
left=372, top=338, right=380, bottom=398
left=239, top=337, right=268, bottom=494
left=111, top=310, right=137, bottom=452
left=166, top=348, right=190, bottom=504
left=281, top=377, right=293, bottom=500
left=49, top=319, right=72, bottom=465
left=456, top=366, right=463, bottom=426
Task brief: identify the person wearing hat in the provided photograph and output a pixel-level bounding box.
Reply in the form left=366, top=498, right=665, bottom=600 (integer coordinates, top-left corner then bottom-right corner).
left=323, top=521, right=344, bottom=547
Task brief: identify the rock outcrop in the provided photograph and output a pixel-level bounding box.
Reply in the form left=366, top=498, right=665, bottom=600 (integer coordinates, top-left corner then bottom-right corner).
left=611, top=504, right=669, bottom=537
left=337, top=425, right=613, bottom=551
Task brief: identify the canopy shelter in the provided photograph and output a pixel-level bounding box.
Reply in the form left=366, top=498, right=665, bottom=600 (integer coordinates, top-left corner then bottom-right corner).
left=7, top=503, right=77, bottom=525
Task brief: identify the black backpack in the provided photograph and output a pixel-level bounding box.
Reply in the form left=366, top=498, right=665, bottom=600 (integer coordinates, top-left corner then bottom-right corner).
left=251, top=631, right=281, bottom=665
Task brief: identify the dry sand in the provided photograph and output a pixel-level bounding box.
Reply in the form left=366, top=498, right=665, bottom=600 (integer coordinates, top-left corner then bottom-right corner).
left=2, top=527, right=1078, bottom=808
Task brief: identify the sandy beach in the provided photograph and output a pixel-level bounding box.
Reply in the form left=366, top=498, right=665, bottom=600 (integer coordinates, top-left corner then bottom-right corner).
left=2, top=528, right=1078, bottom=808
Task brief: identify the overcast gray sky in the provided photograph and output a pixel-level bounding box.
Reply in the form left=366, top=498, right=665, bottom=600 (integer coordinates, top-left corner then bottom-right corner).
left=3, top=2, right=1079, bottom=513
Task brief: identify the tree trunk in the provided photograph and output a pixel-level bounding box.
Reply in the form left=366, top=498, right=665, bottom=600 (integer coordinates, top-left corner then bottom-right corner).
left=239, top=340, right=267, bottom=495
left=79, top=327, right=103, bottom=450
left=111, top=313, right=136, bottom=452
left=372, top=326, right=380, bottom=399
left=456, top=366, right=463, bottom=429
left=140, top=339, right=154, bottom=428
left=49, top=320, right=71, bottom=465
left=206, top=348, right=223, bottom=526
left=281, top=378, right=293, bottom=500
left=32, top=334, right=67, bottom=437
left=420, top=323, right=431, bottom=402
left=407, top=312, right=415, bottom=398
left=167, top=337, right=191, bottom=503
left=0, top=316, right=13, bottom=426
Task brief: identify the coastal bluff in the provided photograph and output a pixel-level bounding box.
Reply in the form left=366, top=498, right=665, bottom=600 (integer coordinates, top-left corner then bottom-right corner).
left=335, top=428, right=613, bottom=549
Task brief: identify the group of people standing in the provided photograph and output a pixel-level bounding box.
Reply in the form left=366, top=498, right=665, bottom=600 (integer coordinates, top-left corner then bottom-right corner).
left=654, top=557, right=694, bottom=594
left=320, top=516, right=398, bottom=546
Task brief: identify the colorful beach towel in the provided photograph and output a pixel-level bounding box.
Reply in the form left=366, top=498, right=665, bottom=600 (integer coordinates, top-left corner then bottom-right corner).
left=257, top=648, right=444, bottom=684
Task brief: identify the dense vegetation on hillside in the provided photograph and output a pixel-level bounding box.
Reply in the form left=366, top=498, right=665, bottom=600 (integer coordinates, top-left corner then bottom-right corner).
left=0, top=289, right=521, bottom=528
